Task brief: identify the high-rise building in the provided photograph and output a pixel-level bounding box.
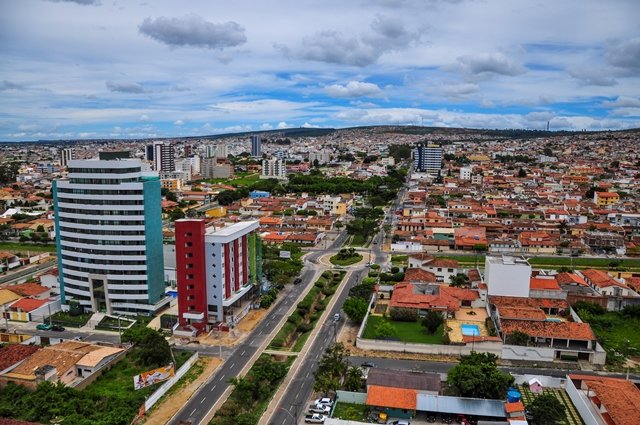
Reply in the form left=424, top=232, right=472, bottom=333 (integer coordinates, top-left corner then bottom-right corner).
left=202, top=158, right=233, bottom=179
left=175, top=219, right=262, bottom=333
left=250, top=135, right=261, bottom=157
left=153, top=141, right=175, bottom=172
left=60, top=148, right=74, bottom=168
left=261, top=157, right=287, bottom=180
left=53, top=151, right=168, bottom=316
left=145, top=144, right=154, bottom=162
left=414, top=143, right=443, bottom=175
left=309, top=149, right=331, bottom=165
left=216, top=142, right=228, bottom=159
left=205, top=145, right=216, bottom=158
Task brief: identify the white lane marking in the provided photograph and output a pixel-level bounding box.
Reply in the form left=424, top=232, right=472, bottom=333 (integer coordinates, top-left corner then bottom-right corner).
left=241, top=350, right=246, bottom=356
left=200, top=398, right=205, bottom=404
left=190, top=409, right=196, bottom=416
left=282, top=419, right=287, bottom=425
left=210, top=385, right=216, bottom=392
left=230, top=362, right=235, bottom=369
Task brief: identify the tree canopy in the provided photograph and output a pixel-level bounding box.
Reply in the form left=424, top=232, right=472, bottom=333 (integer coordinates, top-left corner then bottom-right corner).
left=447, top=352, right=514, bottom=399
left=528, top=393, right=565, bottom=425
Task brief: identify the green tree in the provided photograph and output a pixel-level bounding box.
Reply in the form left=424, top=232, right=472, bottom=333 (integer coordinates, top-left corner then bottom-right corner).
left=449, top=273, right=470, bottom=287
left=389, top=307, right=417, bottom=322
left=374, top=321, right=396, bottom=338
left=528, top=393, right=565, bottom=424
left=505, top=331, right=530, bottom=346
left=517, top=168, right=527, bottom=178
left=168, top=208, right=185, bottom=221
left=447, top=352, right=514, bottom=399
left=314, top=343, right=349, bottom=394
left=122, top=327, right=172, bottom=367
left=344, top=366, right=364, bottom=391
left=343, top=297, right=368, bottom=323
left=421, top=310, right=443, bottom=334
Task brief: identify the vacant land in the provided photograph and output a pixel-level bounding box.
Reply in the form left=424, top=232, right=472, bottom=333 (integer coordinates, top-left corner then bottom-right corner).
left=332, top=402, right=369, bottom=421
left=0, top=242, right=56, bottom=253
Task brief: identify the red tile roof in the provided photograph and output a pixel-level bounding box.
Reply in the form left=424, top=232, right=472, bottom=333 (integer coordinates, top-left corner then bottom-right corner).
left=569, top=375, right=640, bottom=425
left=391, top=283, right=479, bottom=312
left=9, top=298, right=48, bottom=312
left=7, top=282, right=49, bottom=297
left=489, top=295, right=569, bottom=310
left=505, top=401, right=525, bottom=414
left=366, top=385, right=417, bottom=410
left=581, top=269, right=626, bottom=289
left=404, top=268, right=437, bottom=283
left=501, top=319, right=595, bottom=341
left=498, top=306, right=547, bottom=321
left=530, top=277, right=561, bottom=291
left=556, top=272, right=588, bottom=286
left=0, top=344, right=40, bottom=371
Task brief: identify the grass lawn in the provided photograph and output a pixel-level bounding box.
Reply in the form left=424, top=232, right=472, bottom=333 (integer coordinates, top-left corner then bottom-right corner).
left=434, top=253, right=640, bottom=271
left=332, top=402, right=368, bottom=421
left=362, top=316, right=445, bottom=344
left=86, top=351, right=156, bottom=400
left=350, top=234, right=367, bottom=247
left=49, top=311, right=92, bottom=327
left=518, top=385, right=584, bottom=425
left=585, top=313, right=640, bottom=364
left=0, top=242, right=56, bottom=253
left=330, top=253, right=363, bottom=266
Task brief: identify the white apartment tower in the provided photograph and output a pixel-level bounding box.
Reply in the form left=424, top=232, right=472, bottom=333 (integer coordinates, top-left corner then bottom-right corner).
left=261, top=157, right=287, bottom=180
left=53, top=151, right=169, bottom=316
left=153, top=141, right=175, bottom=172
left=414, top=143, right=443, bottom=175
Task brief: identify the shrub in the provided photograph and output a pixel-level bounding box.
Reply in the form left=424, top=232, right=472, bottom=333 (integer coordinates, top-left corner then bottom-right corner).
left=260, top=295, right=274, bottom=308
left=390, top=307, right=418, bottom=322
left=271, top=338, right=284, bottom=348
left=322, top=287, right=336, bottom=296
left=287, top=314, right=302, bottom=325
left=573, top=301, right=606, bottom=315
left=297, top=323, right=313, bottom=333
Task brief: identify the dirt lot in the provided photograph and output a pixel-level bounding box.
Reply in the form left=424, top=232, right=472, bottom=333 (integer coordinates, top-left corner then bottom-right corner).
left=197, top=308, right=269, bottom=347
left=141, top=356, right=222, bottom=425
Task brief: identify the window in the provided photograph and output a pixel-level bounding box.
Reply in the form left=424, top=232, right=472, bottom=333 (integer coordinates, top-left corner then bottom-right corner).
left=185, top=242, right=193, bottom=247
left=186, top=264, right=194, bottom=269
left=186, top=232, right=192, bottom=237
left=186, top=253, right=193, bottom=258
left=187, top=274, right=194, bottom=280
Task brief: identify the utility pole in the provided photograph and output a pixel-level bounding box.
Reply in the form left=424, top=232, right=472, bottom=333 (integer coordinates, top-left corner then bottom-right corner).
left=117, top=315, right=122, bottom=345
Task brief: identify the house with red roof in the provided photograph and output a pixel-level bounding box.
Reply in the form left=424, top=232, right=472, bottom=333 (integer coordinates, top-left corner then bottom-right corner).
left=391, top=283, right=481, bottom=316
left=567, top=374, right=640, bottom=425
left=6, top=297, right=59, bottom=322
left=578, top=269, right=632, bottom=297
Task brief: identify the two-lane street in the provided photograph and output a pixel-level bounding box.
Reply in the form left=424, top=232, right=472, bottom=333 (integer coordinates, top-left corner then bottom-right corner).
left=168, top=230, right=349, bottom=425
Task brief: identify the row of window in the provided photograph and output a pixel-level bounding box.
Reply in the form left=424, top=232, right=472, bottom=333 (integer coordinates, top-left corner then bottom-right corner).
left=58, top=207, right=144, bottom=216
left=61, top=245, right=146, bottom=257
left=57, top=198, right=144, bottom=206
left=59, top=226, right=146, bottom=237
left=63, top=273, right=148, bottom=286
left=62, top=254, right=147, bottom=266
left=68, top=167, right=141, bottom=174
left=60, top=236, right=145, bottom=246
left=69, top=178, right=139, bottom=184
left=57, top=188, right=143, bottom=196
left=58, top=217, right=145, bottom=226
left=64, top=263, right=147, bottom=275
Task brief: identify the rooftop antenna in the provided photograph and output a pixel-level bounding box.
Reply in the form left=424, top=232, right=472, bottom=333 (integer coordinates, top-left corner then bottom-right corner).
left=546, top=121, right=550, bottom=131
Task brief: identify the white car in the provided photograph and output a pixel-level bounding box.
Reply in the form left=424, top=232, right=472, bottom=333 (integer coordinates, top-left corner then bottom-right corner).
left=313, top=397, right=333, bottom=406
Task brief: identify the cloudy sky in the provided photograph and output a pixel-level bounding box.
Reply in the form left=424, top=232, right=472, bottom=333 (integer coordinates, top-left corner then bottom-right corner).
left=1, top=0, right=639, bottom=141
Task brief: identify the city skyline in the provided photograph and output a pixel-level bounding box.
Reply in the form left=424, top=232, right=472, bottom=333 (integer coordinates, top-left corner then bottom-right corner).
left=1, top=0, right=639, bottom=142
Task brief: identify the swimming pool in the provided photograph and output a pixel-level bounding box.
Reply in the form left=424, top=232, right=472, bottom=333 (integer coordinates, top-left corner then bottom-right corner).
left=166, top=290, right=178, bottom=298
left=461, top=324, right=480, bottom=336
left=545, top=318, right=562, bottom=323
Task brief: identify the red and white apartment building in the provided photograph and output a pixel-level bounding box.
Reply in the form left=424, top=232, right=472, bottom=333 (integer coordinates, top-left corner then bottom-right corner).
left=175, top=219, right=260, bottom=334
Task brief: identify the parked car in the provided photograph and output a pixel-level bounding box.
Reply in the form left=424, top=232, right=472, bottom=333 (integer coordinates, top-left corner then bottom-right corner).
left=304, top=413, right=326, bottom=423
left=333, top=313, right=341, bottom=322
left=36, top=323, right=52, bottom=331
left=308, top=404, right=331, bottom=414
left=51, top=325, right=65, bottom=332
left=313, top=397, right=333, bottom=407
left=294, top=278, right=302, bottom=285
left=387, top=420, right=411, bottom=425
left=361, top=361, right=376, bottom=368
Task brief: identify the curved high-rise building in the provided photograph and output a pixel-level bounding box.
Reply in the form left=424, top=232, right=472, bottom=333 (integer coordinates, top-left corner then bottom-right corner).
left=52, top=151, right=168, bottom=316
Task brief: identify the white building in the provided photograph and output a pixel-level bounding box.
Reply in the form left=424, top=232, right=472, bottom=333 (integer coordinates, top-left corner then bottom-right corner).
left=309, top=149, right=331, bottom=165
left=484, top=255, right=531, bottom=298
left=413, top=143, right=442, bottom=175
left=53, top=151, right=169, bottom=316
left=261, top=157, right=287, bottom=180
left=153, top=141, right=175, bottom=172
left=460, top=166, right=472, bottom=180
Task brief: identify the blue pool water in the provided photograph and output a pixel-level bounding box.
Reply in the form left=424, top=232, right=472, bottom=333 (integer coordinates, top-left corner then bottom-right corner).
left=166, top=290, right=178, bottom=298
left=546, top=318, right=562, bottom=323
left=461, top=324, right=480, bottom=336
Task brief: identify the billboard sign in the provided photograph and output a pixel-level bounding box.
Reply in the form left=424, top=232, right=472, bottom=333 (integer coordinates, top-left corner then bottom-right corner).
left=133, top=364, right=175, bottom=390
left=279, top=250, right=291, bottom=259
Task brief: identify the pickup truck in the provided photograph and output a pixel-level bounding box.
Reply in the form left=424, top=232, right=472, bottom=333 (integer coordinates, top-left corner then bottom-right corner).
left=308, top=404, right=331, bottom=414
left=305, top=413, right=326, bottom=423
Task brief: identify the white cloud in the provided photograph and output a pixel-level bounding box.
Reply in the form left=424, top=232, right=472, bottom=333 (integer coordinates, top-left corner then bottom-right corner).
left=139, top=114, right=150, bottom=122
left=106, top=81, right=146, bottom=93
left=139, top=14, right=246, bottom=50
left=277, top=121, right=292, bottom=129
left=602, top=96, right=640, bottom=108
left=442, top=82, right=479, bottom=96
left=174, top=119, right=185, bottom=126
left=454, top=53, right=526, bottom=77
left=324, top=81, right=382, bottom=98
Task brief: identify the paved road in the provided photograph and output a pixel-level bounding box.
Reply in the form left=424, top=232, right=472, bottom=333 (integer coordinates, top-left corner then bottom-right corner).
left=347, top=356, right=640, bottom=381
left=168, top=230, right=350, bottom=425
left=0, top=259, right=57, bottom=285
left=271, top=266, right=368, bottom=425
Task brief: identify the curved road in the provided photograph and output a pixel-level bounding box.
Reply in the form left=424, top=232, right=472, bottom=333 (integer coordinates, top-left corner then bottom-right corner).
left=168, top=230, right=350, bottom=425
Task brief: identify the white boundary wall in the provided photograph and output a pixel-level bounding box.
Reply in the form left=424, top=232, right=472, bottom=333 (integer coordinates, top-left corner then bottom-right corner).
left=145, top=352, right=199, bottom=411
